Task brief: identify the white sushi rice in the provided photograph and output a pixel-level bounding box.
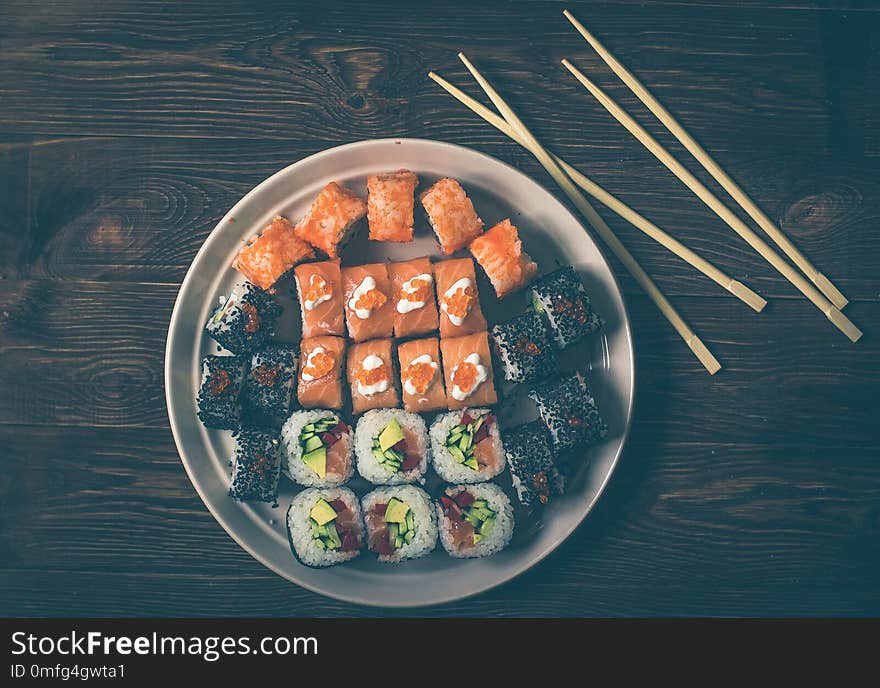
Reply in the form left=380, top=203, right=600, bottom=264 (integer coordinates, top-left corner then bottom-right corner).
left=355, top=409, right=429, bottom=485
left=429, top=409, right=505, bottom=484
left=287, top=487, right=363, bottom=567
left=361, top=485, right=437, bottom=563
left=280, top=409, right=353, bottom=486
left=436, top=483, right=514, bottom=559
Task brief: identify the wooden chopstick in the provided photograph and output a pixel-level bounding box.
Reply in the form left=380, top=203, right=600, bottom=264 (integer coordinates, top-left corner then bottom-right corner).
left=428, top=70, right=766, bottom=313
left=562, top=58, right=862, bottom=343
left=452, top=53, right=722, bottom=374
left=563, top=9, right=848, bottom=311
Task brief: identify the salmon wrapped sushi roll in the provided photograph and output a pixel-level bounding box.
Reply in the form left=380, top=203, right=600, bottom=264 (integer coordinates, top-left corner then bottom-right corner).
left=367, top=170, right=419, bottom=243
left=388, top=257, right=438, bottom=338
left=294, top=182, right=367, bottom=258
left=232, top=216, right=315, bottom=292
left=297, top=336, right=346, bottom=410
left=294, top=259, right=346, bottom=338
left=440, top=331, right=497, bottom=410
left=434, top=257, right=487, bottom=338
left=347, top=338, right=400, bottom=415
left=341, top=262, right=394, bottom=342
left=397, top=337, right=447, bottom=413
left=469, top=218, right=538, bottom=298
left=419, top=178, right=484, bottom=255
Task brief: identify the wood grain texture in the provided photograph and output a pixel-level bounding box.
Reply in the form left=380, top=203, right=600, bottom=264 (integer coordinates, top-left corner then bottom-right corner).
left=1, top=0, right=878, bottom=617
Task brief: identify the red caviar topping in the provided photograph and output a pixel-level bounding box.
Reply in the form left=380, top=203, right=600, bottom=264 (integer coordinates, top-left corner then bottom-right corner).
left=207, top=369, right=231, bottom=396
left=402, top=360, right=436, bottom=394
left=442, top=286, right=475, bottom=320
left=357, top=362, right=388, bottom=386
left=452, top=361, right=479, bottom=393
left=355, top=288, right=387, bottom=312
left=303, top=350, right=334, bottom=380
left=241, top=302, right=261, bottom=333
left=304, top=275, right=332, bottom=304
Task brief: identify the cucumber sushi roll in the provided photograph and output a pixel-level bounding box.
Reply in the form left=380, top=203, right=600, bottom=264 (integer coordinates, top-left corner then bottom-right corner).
left=280, top=410, right=353, bottom=487
left=530, top=267, right=601, bottom=350
left=436, top=483, right=514, bottom=558
left=205, top=282, right=282, bottom=355
left=228, top=428, right=282, bottom=503
left=287, top=487, right=364, bottom=567
left=528, top=372, right=607, bottom=451
left=430, top=408, right=505, bottom=484
left=196, top=354, right=245, bottom=430
left=362, top=485, right=437, bottom=562
left=242, top=344, right=298, bottom=427
left=490, top=311, right=558, bottom=383
left=355, top=409, right=429, bottom=485
left=504, top=421, right=564, bottom=507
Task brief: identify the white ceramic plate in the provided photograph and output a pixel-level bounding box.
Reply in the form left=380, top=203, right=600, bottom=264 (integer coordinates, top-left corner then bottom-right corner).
left=165, top=138, right=634, bottom=607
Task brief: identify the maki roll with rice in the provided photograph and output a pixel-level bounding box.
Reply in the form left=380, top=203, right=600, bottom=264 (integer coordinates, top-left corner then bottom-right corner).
left=242, top=344, right=298, bottom=427
left=280, top=410, right=353, bottom=486
left=437, top=483, right=514, bottom=558
left=287, top=487, right=364, bottom=567
left=530, top=266, right=601, bottom=350
left=528, top=372, right=607, bottom=452
left=490, top=311, right=558, bottom=384
left=205, top=283, right=282, bottom=355
left=197, top=354, right=245, bottom=430
left=228, top=428, right=282, bottom=503
left=504, top=421, right=564, bottom=507
left=355, top=409, right=429, bottom=485
left=430, top=408, right=505, bottom=484
left=362, top=485, right=437, bottom=562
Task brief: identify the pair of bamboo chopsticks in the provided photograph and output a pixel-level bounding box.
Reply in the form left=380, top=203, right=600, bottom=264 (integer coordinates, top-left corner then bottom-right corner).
left=561, top=10, right=860, bottom=343
left=431, top=55, right=723, bottom=374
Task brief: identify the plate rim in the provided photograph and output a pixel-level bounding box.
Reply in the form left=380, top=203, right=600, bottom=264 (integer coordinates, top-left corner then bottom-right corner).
left=164, top=137, right=636, bottom=608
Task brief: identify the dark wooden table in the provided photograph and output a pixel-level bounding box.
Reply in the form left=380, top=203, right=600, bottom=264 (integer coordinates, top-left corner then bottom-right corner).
left=1, top=0, right=878, bottom=617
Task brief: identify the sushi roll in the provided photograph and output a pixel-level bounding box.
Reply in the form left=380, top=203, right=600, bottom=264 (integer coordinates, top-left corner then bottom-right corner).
left=530, top=266, right=602, bottom=350
left=490, top=311, right=558, bottom=384
left=419, top=178, right=484, bottom=255
left=347, top=338, right=400, bottom=415
left=196, top=354, right=245, bottom=429
left=341, top=262, right=394, bottom=342
left=436, top=483, right=514, bottom=558
left=294, top=259, right=346, bottom=338
left=434, top=257, right=487, bottom=338
left=439, top=331, right=498, bottom=410
left=242, top=344, right=298, bottom=427
left=293, top=181, right=367, bottom=258
left=232, top=216, right=315, bottom=292
left=297, top=336, right=346, bottom=410
left=367, top=170, right=419, bottom=242
left=528, top=372, right=607, bottom=451
left=362, top=485, right=437, bottom=562
left=397, top=337, right=447, bottom=413
left=205, top=283, right=283, bottom=355
left=430, top=408, right=505, bottom=483
left=469, top=218, right=538, bottom=298
left=280, top=409, right=353, bottom=486
left=504, top=421, right=564, bottom=507
left=287, top=487, right=364, bottom=567
left=228, top=428, right=282, bottom=503
left=388, top=257, right=439, bottom=338
left=354, top=409, right=429, bottom=485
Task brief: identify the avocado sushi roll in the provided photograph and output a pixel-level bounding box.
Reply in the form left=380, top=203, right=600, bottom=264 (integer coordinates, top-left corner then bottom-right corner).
left=530, top=267, right=601, bottom=350
left=196, top=354, right=245, bottom=430
left=490, top=311, right=558, bottom=383
left=528, top=372, right=607, bottom=452
left=436, top=483, right=514, bottom=558
left=228, top=428, right=282, bottom=503
left=287, top=487, right=364, bottom=567
left=354, top=409, right=429, bottom=485
left=362, top=485, right=437, bottom=562
left=429, top=408, right=505, bottom=484
left=280, top=410, right=354, bottom=487
left=504, top=421, right=564, bottom=507
left=242, top=344, right=298, bottom=427
left=205, top=282, right=283, bottom=355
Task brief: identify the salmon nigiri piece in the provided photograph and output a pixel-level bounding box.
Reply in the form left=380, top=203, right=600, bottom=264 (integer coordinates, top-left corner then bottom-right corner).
left=341, top=263, right=394, bottom=342
left=294, top=259, right=346, bottom=338
left=398, top=337, right=447, bottom=413
left=469, top=219, right=538, bottom=299
left=434, top=257, right=487, bottom=338
left=298, top=336, right=346, bottom=410
left=232, top=216, right=315, bottom=291
left=419, top=178, right=484, bottom=255
left=367, top=170, right=419, bottom=242
left=347, top=338, right=400, bottom=415
left=294, top=182, right=367, bottom=258
left=440, top=331, right=497, bottom=410
left=388, top=257, right=438, bottom=339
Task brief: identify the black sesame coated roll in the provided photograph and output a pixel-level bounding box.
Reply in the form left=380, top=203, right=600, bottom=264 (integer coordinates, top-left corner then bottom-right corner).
left=242, top=344, right=299, bottom=427
left=530, top=267, right=601, bottom=350
left=503, top=421, right=564, bottom=507
left=229, top=428, right=282, bottom=503
left=205, top=282, right=283, bottom=354
left=528, top=372, right=607, bottom=452
left=196, top=354, right=245, bottom=430
left=490, top=311, right=558, bottom=383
